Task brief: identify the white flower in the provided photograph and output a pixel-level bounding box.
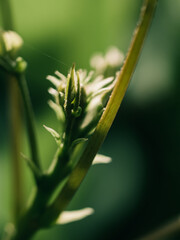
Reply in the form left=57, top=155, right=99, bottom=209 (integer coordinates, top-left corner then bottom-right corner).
left=90, top=46, right=124, bottom=74
left=0, top=30, right=23, bottom=57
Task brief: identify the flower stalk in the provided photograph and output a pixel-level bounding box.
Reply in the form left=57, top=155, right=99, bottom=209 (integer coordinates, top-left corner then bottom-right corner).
left=1, top=0, right=158, bottom=239
left=0, top=0, right=22, bottom=221
left=16, top=73, right=41, bottom=170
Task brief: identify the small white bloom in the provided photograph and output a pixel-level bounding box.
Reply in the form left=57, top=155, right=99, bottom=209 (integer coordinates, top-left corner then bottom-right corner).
left=105, top=46, right=124, bottom=67
left=0, top=30, right=23, bottom=57
left=90, top=53, right=106, bottom=72
left=90, top=46, right=124, bottom=74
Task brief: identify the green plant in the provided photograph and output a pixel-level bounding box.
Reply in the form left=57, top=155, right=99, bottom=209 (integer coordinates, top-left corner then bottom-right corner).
left=0, top=0, right=159, bottom=239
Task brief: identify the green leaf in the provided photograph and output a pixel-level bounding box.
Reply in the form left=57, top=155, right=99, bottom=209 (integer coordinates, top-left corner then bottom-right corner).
left=56, top=208, right=94, bottom=225
left=43, top=125, right=61, bottom=145
left=92, top=154, right=112, bottom=165
left=73, top=71, right=81, bottom=112
left=70, top=138, right=88, bottom=151
left=21, top=153, right=42, bottom=181
left=64, top=65, right=76, bottom=113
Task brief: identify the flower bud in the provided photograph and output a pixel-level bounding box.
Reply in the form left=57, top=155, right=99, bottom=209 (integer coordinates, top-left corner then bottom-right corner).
left=0, top=30, right=23, bottom=58
left=14, top=57, right=27, bottom=73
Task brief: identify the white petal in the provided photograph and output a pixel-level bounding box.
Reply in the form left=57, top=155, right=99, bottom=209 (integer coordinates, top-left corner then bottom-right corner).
left=78, top=69, right=87, bottom=82
left=93, top=75, right=104, bottom=83
left=80, top=96, right=103, bottom=130
left=90, top=83, right=114, bottom=99
left=48, top=100, right=65, bottom=122
left=48, top=87, right=58, bottom=97
left=90, top=53, right=106, bottom=71
left=86, top=77, right=114, bottom=95
left=3, top=31, right=23, bottom=52
left=57, top=208, right=94, bottom=225
left=105, top=46, right=124, bottom=67
left=55, top=71, right=67, bottom=82
left=83, top=70, right=94, bottom=84
left=47, top=75, right=61, bottom=88
left=92, top=154, right=112, bottom=165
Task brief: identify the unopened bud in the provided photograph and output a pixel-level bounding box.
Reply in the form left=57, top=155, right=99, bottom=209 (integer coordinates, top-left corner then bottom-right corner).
left=0, top=30, right=23, bottom=58
left=14, top=57, right=27, bottom=73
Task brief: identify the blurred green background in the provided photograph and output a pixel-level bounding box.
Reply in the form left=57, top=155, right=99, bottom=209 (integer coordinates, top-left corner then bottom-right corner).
left=1, top=0, right=180, bottom=239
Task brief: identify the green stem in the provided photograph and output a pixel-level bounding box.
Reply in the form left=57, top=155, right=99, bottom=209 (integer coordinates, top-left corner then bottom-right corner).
left=0, top=0, right=14, bottom=30
left=138, top=216, right=180, bottom=240
left=0, top=0, right=22, bottom=221
left=16, top=74, right=40, bottom=169
left=9, top=77, right=23, bottom=221
left=44, top=0, right=158, bottom=222
left=11, top=145, right=70, bottom=240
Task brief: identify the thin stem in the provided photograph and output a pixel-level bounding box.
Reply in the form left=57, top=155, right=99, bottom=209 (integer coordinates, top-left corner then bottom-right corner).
left=43, top=0, right=158, bottom=222
left=9, top=77, right=23, bottom=221
left=0, top=0, right=14, bottom=30
left=11, top=145, right=70, bottom=240
left=0, top=0, right=22, bottom=221
left=16, top=74, right=40, bottom=169
left=138, top=216, right=180, bottom=240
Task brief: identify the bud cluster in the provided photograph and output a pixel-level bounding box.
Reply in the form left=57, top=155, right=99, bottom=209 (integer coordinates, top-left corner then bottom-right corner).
left=46, top=64, right=117, bottom=150
left=0, top=30, right=27, bottom=74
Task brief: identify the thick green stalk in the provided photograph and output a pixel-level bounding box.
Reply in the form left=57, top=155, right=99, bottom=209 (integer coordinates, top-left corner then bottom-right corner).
left=16, top=74, right=40, bottom=169
left=11, top=144, right=70, bottom=240
left=0, top=0, right=22, bottom=221
left=44, top=0, right=158, bottom=223
left=0, top=0, right=14, bottom=29
left=9, top=77, right=23, bottom=221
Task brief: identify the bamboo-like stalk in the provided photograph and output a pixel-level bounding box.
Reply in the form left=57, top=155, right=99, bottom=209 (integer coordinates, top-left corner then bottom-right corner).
left=0, top=0, right=23, bottom=221
left=16, top=74, right=40, bottom=170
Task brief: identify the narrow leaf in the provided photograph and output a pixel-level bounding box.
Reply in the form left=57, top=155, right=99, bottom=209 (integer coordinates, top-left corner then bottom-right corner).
left=43, top=125, right=60, bottom=144
left=21, top=153, right=42, bottom=179
left=73, top=71, right=81, bottom=112
left=70, top=138, right=88, bottom=150
left=56, top=208, right=94, bottom=225
left=64, top=65, right=76, bottom=113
